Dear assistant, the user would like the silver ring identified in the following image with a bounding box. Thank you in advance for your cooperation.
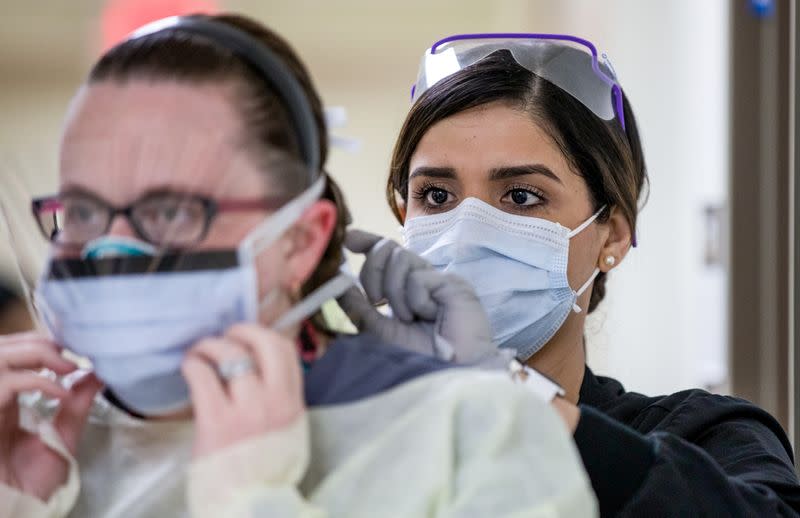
[216,357,256,382]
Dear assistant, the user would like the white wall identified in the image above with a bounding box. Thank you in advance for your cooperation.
[554,0,731,394]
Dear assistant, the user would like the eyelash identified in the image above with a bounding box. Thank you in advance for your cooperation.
[502,184,547,210]
[410,182,548,212]
[411,182,453,207]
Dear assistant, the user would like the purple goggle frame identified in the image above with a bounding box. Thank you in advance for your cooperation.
[411,32,626,131]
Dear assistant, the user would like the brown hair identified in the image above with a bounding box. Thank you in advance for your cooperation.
[89,13,350,325]
[388,50,648,312]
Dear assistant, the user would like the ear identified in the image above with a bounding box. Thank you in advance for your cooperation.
[597,206,632,273]
[394,190,407,223]
[283,199,337,293]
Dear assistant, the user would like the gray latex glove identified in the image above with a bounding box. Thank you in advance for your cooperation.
[337,228,498,364]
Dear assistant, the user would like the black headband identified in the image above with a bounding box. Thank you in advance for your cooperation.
[128,16,321,180]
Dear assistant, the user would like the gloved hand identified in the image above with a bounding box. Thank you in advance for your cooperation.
[337,229,497,363]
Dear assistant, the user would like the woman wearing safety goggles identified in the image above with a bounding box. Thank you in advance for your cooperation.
[0,21,597,517]
[367,34,800,516]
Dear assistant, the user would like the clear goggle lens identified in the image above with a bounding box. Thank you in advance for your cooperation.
[411,33,625,130]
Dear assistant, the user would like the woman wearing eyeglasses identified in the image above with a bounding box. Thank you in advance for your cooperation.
[362,34,800,516]
[0,21,596,517]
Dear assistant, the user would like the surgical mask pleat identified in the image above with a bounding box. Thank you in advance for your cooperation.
[403,198,604,360]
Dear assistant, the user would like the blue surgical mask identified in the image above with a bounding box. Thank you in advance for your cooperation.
[402,197,603,361]
[34,176,354,416]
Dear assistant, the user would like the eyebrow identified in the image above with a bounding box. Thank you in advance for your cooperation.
[59,184,102,199]
[409,164,563,185]
[408,166,457,180]
[489,164,563,184]
[58,183,214,201]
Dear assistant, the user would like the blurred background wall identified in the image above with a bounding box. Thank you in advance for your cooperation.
[0,1,752,404]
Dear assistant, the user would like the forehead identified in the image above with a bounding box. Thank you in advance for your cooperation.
[59,81,267,202]
[410,101,576,178]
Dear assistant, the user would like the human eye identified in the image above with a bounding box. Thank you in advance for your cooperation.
[63,198,99,224]
[134,194,206,244]
[411,182,455,211]
[501,185,546,209]
[139,196,198,224]
[46,193,109,245]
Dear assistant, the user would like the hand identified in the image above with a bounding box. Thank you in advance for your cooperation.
[337,229,494,363]
[182,323,305,459]
[0,332,102,501]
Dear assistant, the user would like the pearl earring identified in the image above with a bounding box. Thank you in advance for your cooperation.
[604,256,616,267]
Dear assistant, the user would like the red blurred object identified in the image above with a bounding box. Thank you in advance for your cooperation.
[101,0,219,51]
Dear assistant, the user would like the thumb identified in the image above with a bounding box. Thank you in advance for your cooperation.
[53,373,103,454]
[344,228,385,254]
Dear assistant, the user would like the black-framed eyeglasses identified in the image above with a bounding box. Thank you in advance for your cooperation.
[31,190,287,248]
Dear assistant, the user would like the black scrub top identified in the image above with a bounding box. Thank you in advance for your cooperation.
[576,366,800,517]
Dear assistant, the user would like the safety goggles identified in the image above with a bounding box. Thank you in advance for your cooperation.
[410,33,626,130]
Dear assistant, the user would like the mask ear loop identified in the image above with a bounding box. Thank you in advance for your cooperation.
[237,175,352,330]
[566,205,606,239]
[238,175,327,264]
[566,205,606,313]
[572,268,600,313]
[272,263,356,331]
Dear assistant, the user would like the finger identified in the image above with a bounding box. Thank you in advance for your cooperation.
[426,272,480,308]
[384,246,415,322]
[188,337,261,402]
[337,286,389,331]
[181,354,227,418]
[344,229,384,254]
[358,238,395,303]
[54,373,103,454]
[0,342,76,374]
[226,324,301,398]
[0,331,59,349]
[406,270,445,320]
[0,371,69,407]
[337,287,414,348]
